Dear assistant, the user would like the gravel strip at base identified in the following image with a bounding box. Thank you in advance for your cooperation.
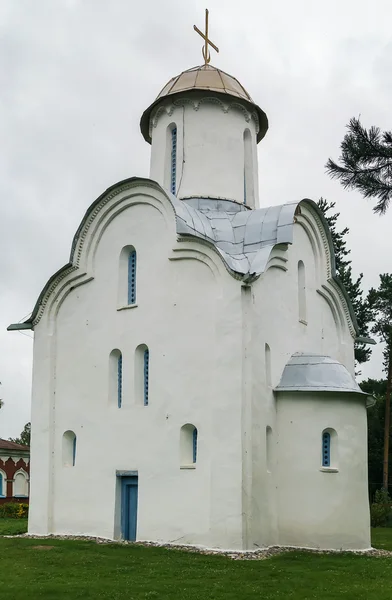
[3,534,392,559]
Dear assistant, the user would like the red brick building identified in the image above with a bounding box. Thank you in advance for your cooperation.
[0,439,30,504]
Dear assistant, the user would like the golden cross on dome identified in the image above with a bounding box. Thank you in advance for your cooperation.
[193,8,219,65]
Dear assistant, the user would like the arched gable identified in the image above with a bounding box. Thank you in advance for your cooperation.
[8,179,177,330]
[294,200,358,339]
[7,183,358,339]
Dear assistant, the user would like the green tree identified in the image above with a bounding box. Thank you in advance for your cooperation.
[9,422,30,446]
[360,378,388,498]
[326,117,392,214]
[317,198,372,364]
[367,274,392,490]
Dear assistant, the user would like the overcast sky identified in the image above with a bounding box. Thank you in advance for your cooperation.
[1,0,392,437]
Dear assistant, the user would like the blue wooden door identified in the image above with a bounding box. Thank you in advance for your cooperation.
[121,476,138,541]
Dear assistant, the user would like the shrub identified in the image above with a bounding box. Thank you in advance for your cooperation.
[370,489,392,527]
[0,502,29,519]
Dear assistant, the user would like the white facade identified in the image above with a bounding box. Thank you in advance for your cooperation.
[149,95,260,207]
[10,64,371,550]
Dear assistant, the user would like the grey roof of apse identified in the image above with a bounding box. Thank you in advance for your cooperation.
[172,196,299,277]
[275,353,370,397]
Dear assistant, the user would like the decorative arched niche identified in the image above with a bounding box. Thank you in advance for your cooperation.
[62,430,77,467]
[265,343,272,387]
[180,424,198,468]
[243,128,254,206]
[298,260,307,324]
[109,349,123,408]
[13,469,29,497]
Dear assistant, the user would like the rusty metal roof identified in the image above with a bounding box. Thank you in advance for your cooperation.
[0,439,30,452]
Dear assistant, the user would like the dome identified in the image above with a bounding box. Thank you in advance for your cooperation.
[275,353,373,404]
[156,64,254,103]
[140,65,268,144]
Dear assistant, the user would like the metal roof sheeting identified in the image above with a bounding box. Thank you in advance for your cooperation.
[275,353,371,401]
[154,65,254,103]
[6,178,359,335]
[174,197,298,277]
[140,65,269,144]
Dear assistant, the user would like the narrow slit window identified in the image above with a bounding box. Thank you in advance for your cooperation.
[171,127,177,195]
[0,472,4,496]
[143,348,149,406]
[180,424,197,467]
[243,169,247,205]
[193,428,198,463]
[243,129,254,206]
[298,260,307,322]
[135,344,149,406]
[118,353,123,408]
[322,431,330,467]
[266,426,272,473]
[72,436,77,466]
[265,343,271,387]
[128,250,137,305]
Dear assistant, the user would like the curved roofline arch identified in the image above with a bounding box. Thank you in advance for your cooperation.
[7,182,360,338]
[8,177,176,331]
[298,199,359,335]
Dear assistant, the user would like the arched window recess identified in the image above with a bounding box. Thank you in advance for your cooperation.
[180,424,198,468]
[321,428,338,471]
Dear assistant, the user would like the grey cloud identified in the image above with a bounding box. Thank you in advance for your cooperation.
[1,0,392,435]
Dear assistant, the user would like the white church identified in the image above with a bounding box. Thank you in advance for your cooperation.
[9,15,373,551]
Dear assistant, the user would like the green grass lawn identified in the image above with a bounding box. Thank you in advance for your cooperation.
[0,524,391,599]
[0,518,28,535]
[370,527,392,550]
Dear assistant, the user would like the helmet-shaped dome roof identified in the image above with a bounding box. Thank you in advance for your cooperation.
[275,353,372,402]
[140,64,268,144]
[156,64,254,103]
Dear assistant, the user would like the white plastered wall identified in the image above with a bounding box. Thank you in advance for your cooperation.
[149,96,259,208]
[28,185,246,549]
[248,204,367,549]
[275,393,370,550]
[27,188,370,551]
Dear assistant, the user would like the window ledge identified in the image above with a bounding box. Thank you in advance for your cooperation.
[117,304,138,312]
[319,467,339,473]
[180,465,196,470]
[299,319,308,326]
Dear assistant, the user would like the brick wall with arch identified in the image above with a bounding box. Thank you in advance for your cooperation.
[0,439,30,505]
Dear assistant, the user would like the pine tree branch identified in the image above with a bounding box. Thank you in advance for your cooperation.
[326,118,392,214]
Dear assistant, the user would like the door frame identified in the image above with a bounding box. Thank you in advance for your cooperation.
[116,470,138,542]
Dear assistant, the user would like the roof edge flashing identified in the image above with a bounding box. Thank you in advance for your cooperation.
[140,88,268,144]
[274,386,374,407]
[7,322,33,331]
